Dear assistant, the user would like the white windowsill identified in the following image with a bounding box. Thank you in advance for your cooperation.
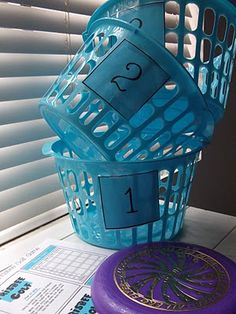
[0,206,236,272]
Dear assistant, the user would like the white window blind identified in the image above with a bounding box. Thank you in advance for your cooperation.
[0,0,105,244]
[0,0,197,245]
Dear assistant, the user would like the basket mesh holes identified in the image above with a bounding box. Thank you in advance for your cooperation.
[79,99,104,125]
[94,34,118,57]
[160,170,170,184]
[164,100,188,122]
[210,71,220,99]
[165,32,178,56]
[89,186,95,196]
[129,103,155,128]
[58,168,67,187]
[67,170,77,192]
[165,81,177,90]
[153,84,178,108]
[78,63,90,76]
[224,52,231,76]
[184,34,196,60]
[185,3,199,32]
[104,125,130,150]
[217,16,227,42]
[47,91,57,105]
[79,172,85,187]
[87,59,96,71]
[172,167,183,191]
[213,45,223,70]
[71,56,86,74]
[198,66,209,94]
[150,141,161,153]
[203,8,215,36]
[200,39,212,64]
[172,112,195,134]
[85,199,90,209]
[219,78,228,104]
[141,118,164,141]
[117,137,141,160]
[136,151,148,160]
[62,82,76,101]
[165,1,180,29]
[227,25,235,50]
[174,146,184,156]
[168,193,179,214]
[73,196,83,215]
[68,92,90,113]
[184,62,195,78]
[185,147,192,154]
[59,79,68,91]
[93,112,118,137]
[62,148,72,158]
[163,144,174,156]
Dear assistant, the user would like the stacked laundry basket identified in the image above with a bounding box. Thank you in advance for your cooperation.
[40,0,236,249]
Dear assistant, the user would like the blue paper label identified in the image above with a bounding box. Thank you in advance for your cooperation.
[99,171,160,229]
[84,39,169,120]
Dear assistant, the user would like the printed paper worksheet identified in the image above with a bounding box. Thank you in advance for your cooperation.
[0,240,112,314]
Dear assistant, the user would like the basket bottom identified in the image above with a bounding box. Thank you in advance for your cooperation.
[69,208,186,250]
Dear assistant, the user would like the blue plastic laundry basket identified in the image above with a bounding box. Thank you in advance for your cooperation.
[40,18,213,162]
[43,139,201,249]
[83,0,166,44]
[84,0,236,122]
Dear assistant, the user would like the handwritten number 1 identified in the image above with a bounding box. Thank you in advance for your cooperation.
[125,187,138,214]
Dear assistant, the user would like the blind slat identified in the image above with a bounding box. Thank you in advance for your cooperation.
[0,75,85,101]
[0,119,54,148]
[0,76,57,101]
[0,157,56,192]
[0,174,61,212]
[0,3,89,35]
[7,0,105,16]
[0,29,82,54]
[0,98,41,125]
[0,54,69,77]
[0,191,65,231]
[0,137,57,171]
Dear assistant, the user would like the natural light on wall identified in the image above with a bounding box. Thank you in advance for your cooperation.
[0,0,199,245]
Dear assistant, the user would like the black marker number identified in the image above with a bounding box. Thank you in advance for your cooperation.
[111,62,142,92]
[130,18,143,29]
[125,187,138,214]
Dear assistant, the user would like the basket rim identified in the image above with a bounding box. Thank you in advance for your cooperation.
[84,0,236,40]
[43,138,207,166]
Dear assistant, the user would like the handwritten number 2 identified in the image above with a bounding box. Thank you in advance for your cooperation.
[130,18,143,29]
[125,187,138,214]
[111,63,142,92]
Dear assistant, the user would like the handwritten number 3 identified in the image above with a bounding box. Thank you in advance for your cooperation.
[111,63,142,92]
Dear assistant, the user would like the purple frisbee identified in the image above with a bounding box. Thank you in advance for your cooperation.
[91,242,236,314]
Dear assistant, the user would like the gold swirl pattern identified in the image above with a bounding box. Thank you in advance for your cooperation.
[114,245,230,311]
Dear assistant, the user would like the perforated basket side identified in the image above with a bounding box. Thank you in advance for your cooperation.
[45,140,201,249]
